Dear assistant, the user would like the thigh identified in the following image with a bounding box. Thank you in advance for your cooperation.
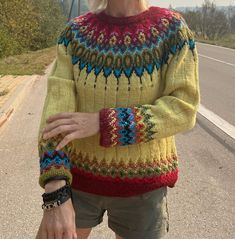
[107,186,169,239]
[71,189,106,228]
[76,228,93,239]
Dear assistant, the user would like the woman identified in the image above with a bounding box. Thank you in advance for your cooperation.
[36,0,200,238]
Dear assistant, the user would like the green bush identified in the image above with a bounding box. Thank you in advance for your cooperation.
[0,0,66,58]
[0,27,24,58]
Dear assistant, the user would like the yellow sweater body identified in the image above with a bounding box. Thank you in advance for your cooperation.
[38,6,200,196]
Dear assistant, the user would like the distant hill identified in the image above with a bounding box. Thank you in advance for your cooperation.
[175,6,234,13]
[175,7,197,12]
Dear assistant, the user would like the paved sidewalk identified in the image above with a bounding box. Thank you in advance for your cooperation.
[0,74,38,128]
[0,75,26,107]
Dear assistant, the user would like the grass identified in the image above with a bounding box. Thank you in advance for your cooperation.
[196,34,235,49]
[0,46,56,76]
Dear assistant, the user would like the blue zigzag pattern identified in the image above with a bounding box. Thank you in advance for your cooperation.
[40,150,71,173]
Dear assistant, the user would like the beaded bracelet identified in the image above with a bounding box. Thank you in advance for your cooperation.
[41,182,74,211]
[42,199,62,211]
[41,190,72,211]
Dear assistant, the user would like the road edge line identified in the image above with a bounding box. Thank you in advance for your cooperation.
[198,104,235,140]
[198,54,235,67]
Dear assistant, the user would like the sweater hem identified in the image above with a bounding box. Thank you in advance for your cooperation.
[71,166,178,197]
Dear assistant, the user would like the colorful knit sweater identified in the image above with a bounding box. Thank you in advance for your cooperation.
[37,6,200,197]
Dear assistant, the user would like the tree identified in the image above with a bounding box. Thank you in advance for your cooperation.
[0,0,66,57]
[227,4,235,33]
[0,0,40,51]
[182,0,230,40]
[32,0,67,50]
[168,4,173,10]
[231,14,235,33]
[202,0,230,39]
[183,10,202,35]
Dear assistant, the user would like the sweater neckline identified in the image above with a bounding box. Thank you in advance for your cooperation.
[96,6,155,25]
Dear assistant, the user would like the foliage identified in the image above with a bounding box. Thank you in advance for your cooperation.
[227,5,235,33]
[181,0,235,40]
[0,0,66,58]
[0,26,24,58]
[32,0,67,50]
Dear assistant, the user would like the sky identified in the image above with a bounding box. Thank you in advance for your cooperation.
[149,0,234,7]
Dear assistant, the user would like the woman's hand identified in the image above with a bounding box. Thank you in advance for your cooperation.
[41,112,100,151]
[36,180,77,239]
[38,198,77,239]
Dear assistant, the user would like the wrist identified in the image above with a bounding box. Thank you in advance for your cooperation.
[45,179,66,193]
[42,182,73,211]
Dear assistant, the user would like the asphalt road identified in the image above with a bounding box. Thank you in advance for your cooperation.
[0,44,234,239]
[197,43,235,126]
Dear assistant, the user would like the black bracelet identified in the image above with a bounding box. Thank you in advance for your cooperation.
[42,181,72,203]
[41,186,73,210]
[42,195,71,211]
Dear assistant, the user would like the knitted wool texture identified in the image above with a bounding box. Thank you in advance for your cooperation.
[38,6,200,196]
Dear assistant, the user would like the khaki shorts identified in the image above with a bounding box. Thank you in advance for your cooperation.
[71,186,170,239]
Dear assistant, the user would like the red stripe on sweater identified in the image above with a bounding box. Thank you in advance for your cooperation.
[71,166,178,197]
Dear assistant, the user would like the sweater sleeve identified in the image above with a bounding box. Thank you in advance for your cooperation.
[99,17,200,147]
[37,22,77,189]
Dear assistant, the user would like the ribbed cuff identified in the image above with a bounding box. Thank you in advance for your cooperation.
[39,150,72,189]
[99,108,116,147]
[43,175,69,185]
[99,107,140,147]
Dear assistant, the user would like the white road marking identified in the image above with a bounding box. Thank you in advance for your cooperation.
[198,104,235,140]
[198,54,235,67]
[197,42,235,52]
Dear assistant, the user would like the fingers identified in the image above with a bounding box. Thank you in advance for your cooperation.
[63,230,78,239]
[39,202,77,239]
[72,224,78,239]
[54,229,63,239]
[56,132,78,151]
[47,229,55,239]
[63,232,73,239]
[46,112,75,123]
[43,118,74,134]
[43,124,77,140]
[73,232,78,239]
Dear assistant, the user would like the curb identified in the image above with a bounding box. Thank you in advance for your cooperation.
[0,75,39,129]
